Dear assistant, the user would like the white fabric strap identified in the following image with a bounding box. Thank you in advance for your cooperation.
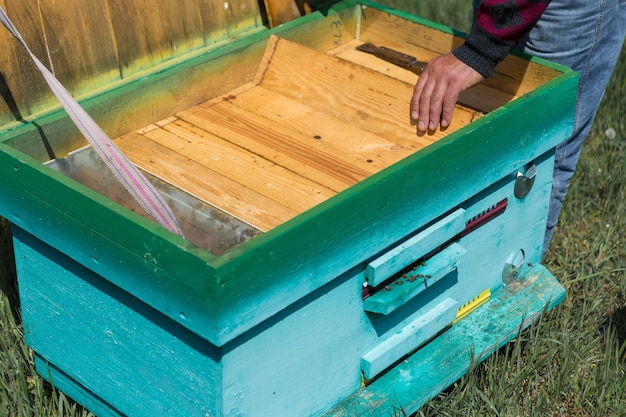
[0,7,184,237]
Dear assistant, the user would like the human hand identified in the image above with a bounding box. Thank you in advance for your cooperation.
[411,52,483,132]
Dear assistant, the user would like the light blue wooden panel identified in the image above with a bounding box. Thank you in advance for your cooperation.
[364,243,466,314]
[326,264,565,416]
[361,296,458,379]
[13,227,223,417]
[33,356,122,417]
[14,223,379,417]
[364,209,466,287]
[219,272,374,417]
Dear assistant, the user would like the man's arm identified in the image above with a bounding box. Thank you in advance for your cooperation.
[411,0,551,132]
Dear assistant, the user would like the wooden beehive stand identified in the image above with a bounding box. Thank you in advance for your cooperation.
[113,35,491,232]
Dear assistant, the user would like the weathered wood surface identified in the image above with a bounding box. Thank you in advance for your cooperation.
[263,0,301,27]
[114,36,490,231]
[0,0,263,126]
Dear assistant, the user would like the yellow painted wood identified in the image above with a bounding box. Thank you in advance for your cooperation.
[454,288,491,323]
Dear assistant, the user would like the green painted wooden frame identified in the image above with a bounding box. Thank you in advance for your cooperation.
[0,0,579,347]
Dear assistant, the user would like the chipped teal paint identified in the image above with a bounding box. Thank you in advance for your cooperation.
[327,264,565,416]
[0,1,577,416]
[14,225,368,416]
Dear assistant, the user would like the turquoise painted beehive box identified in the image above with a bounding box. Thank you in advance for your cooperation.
[0,0,576,415]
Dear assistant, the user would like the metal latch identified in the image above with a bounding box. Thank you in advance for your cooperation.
[514,163,537,199]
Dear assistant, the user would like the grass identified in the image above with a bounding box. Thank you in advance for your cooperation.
[1,1,625,416]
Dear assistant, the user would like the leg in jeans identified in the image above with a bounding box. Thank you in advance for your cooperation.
[517,0,626,256]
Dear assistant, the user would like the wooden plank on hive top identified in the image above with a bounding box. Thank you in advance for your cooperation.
[356,8,560,98]
[330,39,513,114]
[211,86,417,169]
[257,36,480,147]
[114,132,299,231]
[180,101,376,189]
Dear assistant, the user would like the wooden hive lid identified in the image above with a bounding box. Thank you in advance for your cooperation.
[0,0,311,127]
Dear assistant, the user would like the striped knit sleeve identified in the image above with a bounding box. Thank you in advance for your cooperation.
[452,0,551,78]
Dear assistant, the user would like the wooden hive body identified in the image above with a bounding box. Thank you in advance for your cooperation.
[0,1,577,415]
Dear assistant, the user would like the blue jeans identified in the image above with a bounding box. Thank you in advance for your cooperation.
[518,0,626,256]
[473,0,626,256]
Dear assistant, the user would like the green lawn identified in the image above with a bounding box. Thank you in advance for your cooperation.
[1,1,625,415]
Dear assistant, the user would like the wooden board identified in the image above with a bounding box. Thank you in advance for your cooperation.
[330,39,514,113]
[114,35,487,231]
[0,0,263,127]
[0,0,52,119]
[355,7,562,97]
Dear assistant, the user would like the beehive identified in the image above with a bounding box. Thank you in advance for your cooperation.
[0,1,576,415]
